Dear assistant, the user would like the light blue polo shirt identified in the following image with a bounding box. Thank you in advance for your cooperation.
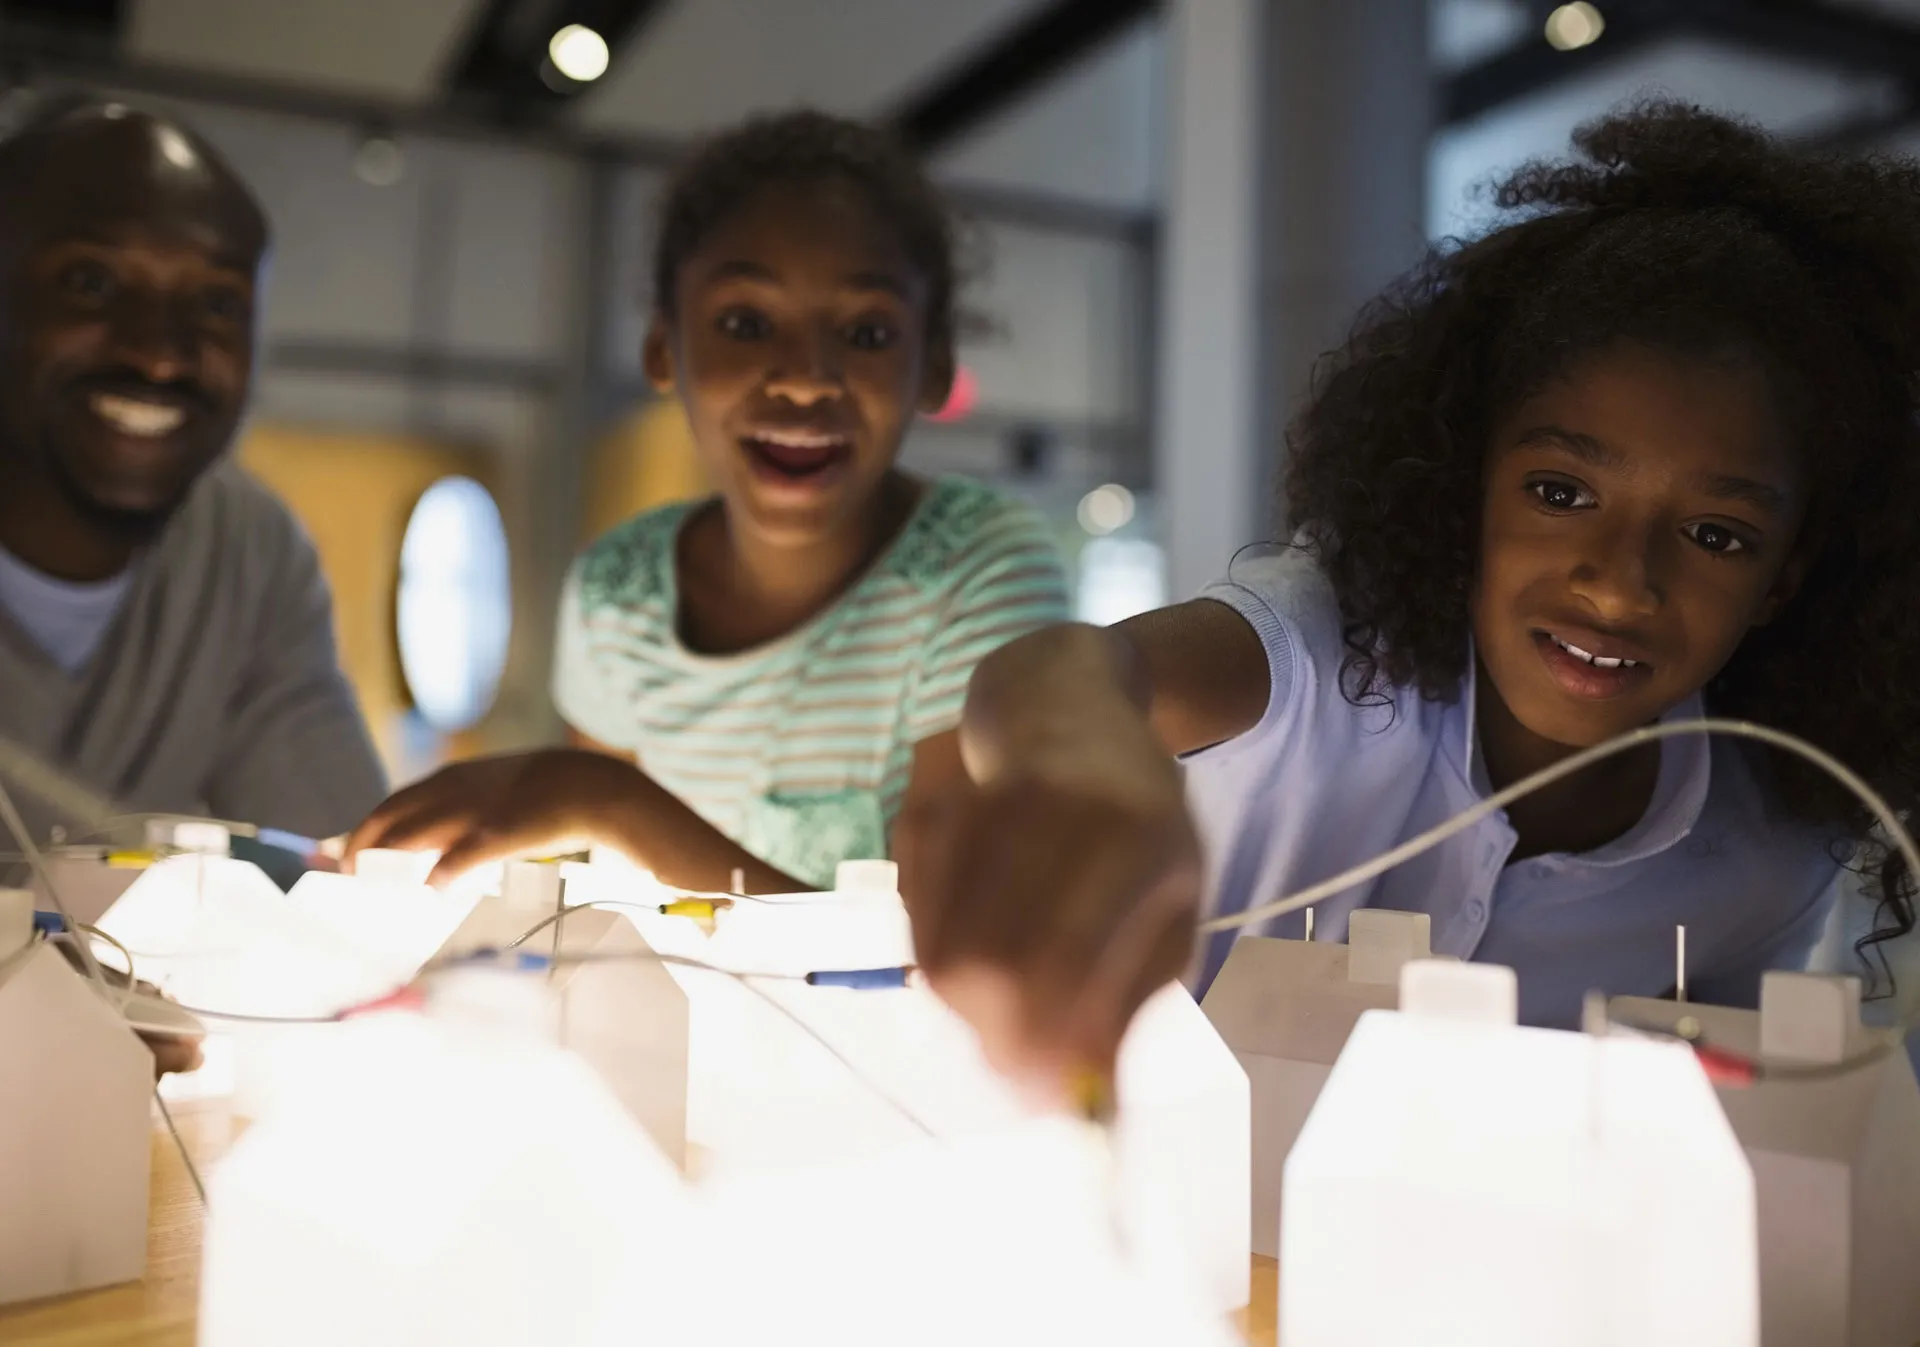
[1185,544,1842,1029]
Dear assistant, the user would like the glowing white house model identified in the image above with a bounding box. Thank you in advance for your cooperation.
[199,972,1242,1347]
[434,861,690,1168]
[1200,908,1430,1258]
[1609,971,1920,1347]
[0,887,152,1307]
[1283,959,1759,1347]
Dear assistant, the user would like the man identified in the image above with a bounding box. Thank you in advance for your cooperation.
[0,96,385,860]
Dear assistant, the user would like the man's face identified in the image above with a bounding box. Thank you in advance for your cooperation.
[0,116,266,525]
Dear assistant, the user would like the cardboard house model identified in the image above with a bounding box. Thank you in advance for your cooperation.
[571,853,1250,1316]
[1285,960,1759,1347]
[1199,909,1432,1258]
[0,887,153,1306]
[434,861,691,1171]
[1610,972,1920,1347]
[32,818,235,925]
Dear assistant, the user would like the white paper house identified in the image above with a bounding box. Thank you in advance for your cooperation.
[199,976,703,1347]
[1199,909,1430,1259]
[434,866,690,1171]
[1284,960,1759,1347]
[1609,972,1920,1347]
[579,855,1250,1314]
[200,977,1245,1347]
[0,889,153,1307]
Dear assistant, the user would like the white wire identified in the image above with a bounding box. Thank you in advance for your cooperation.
[1203,718,1920,939]
[0,768,109,990]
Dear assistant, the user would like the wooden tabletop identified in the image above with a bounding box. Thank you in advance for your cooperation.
[0,1105,1278,1345]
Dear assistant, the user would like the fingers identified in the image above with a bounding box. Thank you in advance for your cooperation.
[424,824,589,889]
[913,781,1202,1103]
[343,775,448,862]
[139,1031,204,1079]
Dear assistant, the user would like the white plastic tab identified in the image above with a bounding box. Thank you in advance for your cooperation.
[834,860,900,895]
[0,889,31,963]
[1346,910,1432,986]
[355,848,437,887]
[169,822,231,856]
[500,860,564,911]
[1758,971,1860,1064]
[1400,959,1518,1026]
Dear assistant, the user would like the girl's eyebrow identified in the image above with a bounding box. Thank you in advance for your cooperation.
[1514,425,1626,471]
[1696,472,1789,515]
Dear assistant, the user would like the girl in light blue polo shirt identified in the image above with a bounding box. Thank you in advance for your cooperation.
[902,102,1920,1064]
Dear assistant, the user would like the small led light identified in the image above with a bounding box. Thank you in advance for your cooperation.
[1076,484,1136,536]
[1545,2,1605,51]
[549,24,611,82]
[154,126,199,171]
[353,134,405,187]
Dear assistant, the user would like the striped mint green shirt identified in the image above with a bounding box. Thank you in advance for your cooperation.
[552,475,1070,889]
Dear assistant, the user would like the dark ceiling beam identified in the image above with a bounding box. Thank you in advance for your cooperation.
[0,0,124,62]
[442,0,666,122]
[0,38,1152,244]
[891,0,1158,153]
[1443,7,1682,125]
[1445,0,1920,131]
[1689,0,1920,82]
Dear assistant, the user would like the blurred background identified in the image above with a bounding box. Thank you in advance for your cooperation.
[0,0,1910,783]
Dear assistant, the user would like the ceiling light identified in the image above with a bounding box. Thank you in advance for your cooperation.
[548,24,611,83]
[352,134,405,188]
[1544,2,1605,52]
[1077,484,1136,536]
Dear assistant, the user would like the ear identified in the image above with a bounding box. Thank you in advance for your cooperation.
[1753,548,1809,627]
[916,336,957,416]
[642,316,677,395]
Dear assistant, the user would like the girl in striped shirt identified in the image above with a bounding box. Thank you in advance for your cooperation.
[350,111,1068,892]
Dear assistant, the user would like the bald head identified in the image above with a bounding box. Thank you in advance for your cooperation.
[0,98,269,574]
[0,99,268,257]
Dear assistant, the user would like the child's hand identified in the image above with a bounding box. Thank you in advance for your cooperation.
[139,1026,203,1079]
[895,728,1202,1104]
[346,748,652,887]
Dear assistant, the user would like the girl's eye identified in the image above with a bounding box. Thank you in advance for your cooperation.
[58,259,115,302]
[1528,479,1594,511]
[1684,521,1748,555]
[717,308,769,341]
[846,321,897,352]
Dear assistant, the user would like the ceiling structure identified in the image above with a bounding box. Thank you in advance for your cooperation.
[7,0,1920,230]
[0,0,1164,221]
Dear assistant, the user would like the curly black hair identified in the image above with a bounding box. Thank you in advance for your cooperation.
[651,109,959,355]
[1284,100,1920,969]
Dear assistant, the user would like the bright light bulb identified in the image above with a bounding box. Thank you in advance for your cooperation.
[353,135,405,187]
[1077,484,1136,536]
[1545,2,1605,51]
[548,24,611,82]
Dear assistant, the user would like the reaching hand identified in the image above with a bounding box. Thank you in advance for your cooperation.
[894,730,1202,1106]
[345,748,655,887]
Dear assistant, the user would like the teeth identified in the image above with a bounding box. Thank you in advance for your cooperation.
[756,428,844,449]
[91,392,185,437]
[1550,635,1638,669]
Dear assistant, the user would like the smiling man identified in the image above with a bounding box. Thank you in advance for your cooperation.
[0,96,384,850]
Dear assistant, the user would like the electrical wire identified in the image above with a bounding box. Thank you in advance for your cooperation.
[160,922,939,1136]
[0,761,215,1208]
[152,1088,207,1206]
[50,922,137,987]
[1193,716,1920,1083]
[0,767,108,989]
